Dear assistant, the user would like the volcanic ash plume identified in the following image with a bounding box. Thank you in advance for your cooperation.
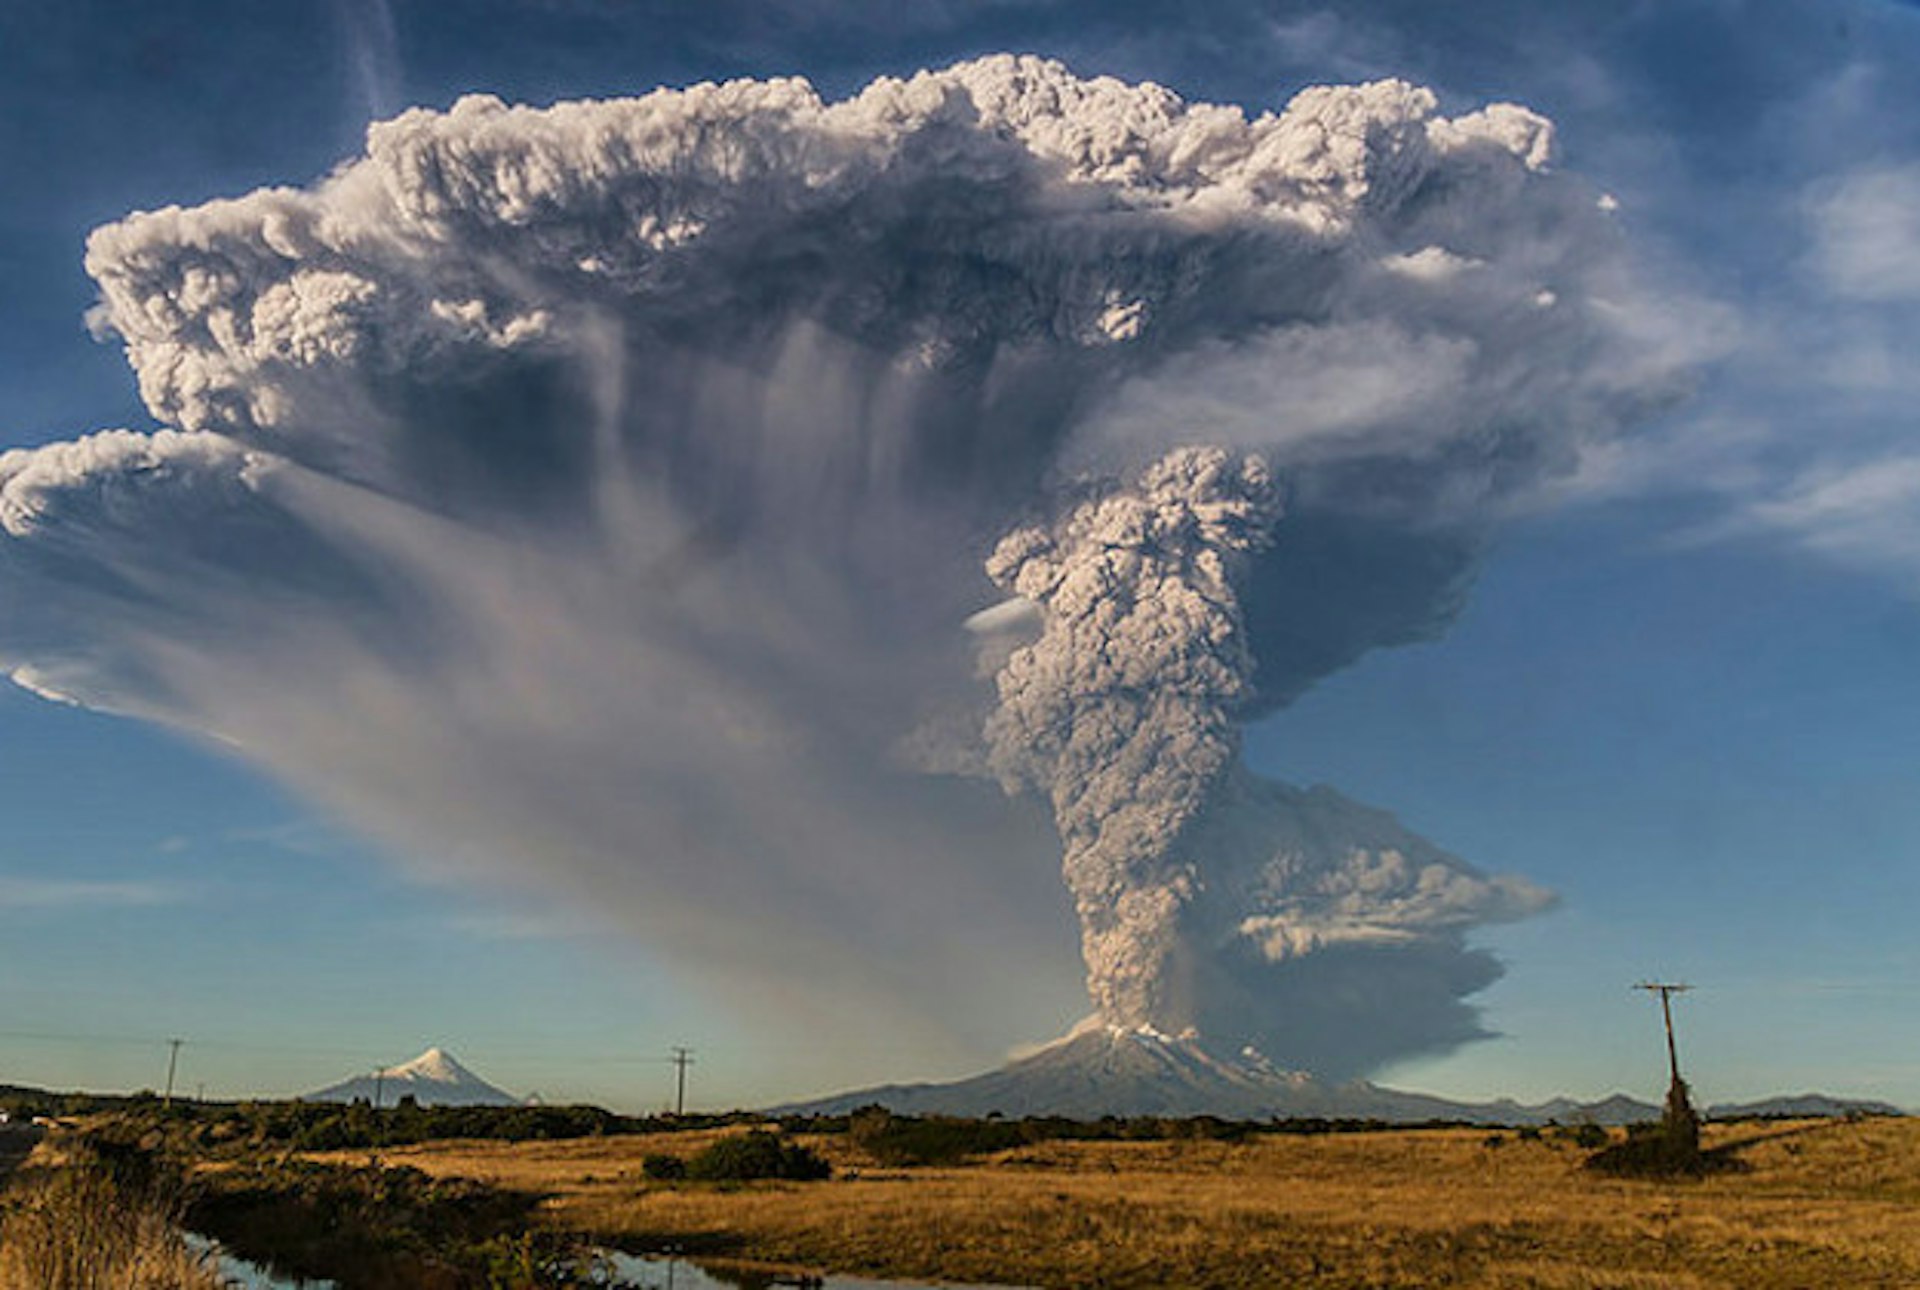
[979,449,1550,1071]
[984,447,1280,1031]
[0,57,1693,1070]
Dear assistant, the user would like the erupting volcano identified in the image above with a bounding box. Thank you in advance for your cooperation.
[0,57,1690,1090]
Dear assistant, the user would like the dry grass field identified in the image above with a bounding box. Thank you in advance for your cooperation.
[0,1140,224,1290]
[307,1116,1920,1288]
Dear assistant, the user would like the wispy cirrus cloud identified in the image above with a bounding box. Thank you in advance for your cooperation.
[1809,162,1920,303]
[1728,457,1920,588]
[1524,142,1920,589]
[0,877,186,910]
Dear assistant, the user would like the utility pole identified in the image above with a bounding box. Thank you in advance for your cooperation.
[162,1038,185,1109]
[1634,982,1691,1086]
[669,1047,695,1116]
[1634,981,1702,1162]
[373,1067,385,1111]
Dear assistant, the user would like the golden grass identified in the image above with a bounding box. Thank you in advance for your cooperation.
[306,1118,1920,1289]
[0,1144,224,1290]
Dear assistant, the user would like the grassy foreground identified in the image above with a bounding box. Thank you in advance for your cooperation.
[0,1141,223,1290]
[306,1116,1920,1288]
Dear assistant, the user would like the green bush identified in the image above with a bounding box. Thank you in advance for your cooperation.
[187,1158,560,1285]
[848,1108,1025,1166]
[1587,1078,1708,1177]
[640,1153,687,1181]
[1567,1122,1609,1150]
[685,1131,829,1182]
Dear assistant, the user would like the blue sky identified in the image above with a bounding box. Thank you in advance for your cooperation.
[2,0,1918,1112]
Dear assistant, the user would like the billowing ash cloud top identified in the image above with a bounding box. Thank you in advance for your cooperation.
[1,57,1686,1074]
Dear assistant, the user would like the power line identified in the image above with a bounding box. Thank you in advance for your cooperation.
[0,1025,937,1064]
[0,1028,172,1050]
[0,1027,688,1064]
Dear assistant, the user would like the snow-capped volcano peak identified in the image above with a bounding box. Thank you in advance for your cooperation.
[772,1025,1662,1123]
[383,1047,466,1081]
[308,1046,519,1107]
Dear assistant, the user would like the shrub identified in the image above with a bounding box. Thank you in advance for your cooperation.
[685,1131,830,1182]
[187,1157,558,1285]
[1587,1078,1708,1178]
[1568,1122,1609,1150]
[640,1153,687,1181]
[848,1109,1025,1167]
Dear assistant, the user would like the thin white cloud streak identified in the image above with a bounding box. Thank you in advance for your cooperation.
[0,878,185,910]
[333,0,405,125]
[1809,162,1920,302]
[1538,404,1920,591]
[1720,457,1920,589]
[1522,149,1920,586]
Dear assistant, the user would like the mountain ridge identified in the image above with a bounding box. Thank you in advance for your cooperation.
[771,1027,1900,1125]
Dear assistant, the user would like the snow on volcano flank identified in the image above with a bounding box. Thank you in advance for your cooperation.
[308,1047,520,1107]
[0,56,1694,1078]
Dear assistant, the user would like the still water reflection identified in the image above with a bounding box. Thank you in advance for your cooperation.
[185,1233,335,1288]
[186,1234,1024,1290]
[598,1250,1027,1288]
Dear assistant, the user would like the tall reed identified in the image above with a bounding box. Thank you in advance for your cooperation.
[0,1148,223,1290]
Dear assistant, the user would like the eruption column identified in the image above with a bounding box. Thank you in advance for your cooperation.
[986,448,1280,1034]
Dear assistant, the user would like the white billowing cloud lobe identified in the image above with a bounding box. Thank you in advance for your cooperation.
[2,58,1688,1075]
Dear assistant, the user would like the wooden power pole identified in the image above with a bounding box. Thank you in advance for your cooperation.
[670,1047,695,1116]
[162,1038,185,1109]
[1634,982,1691,1086]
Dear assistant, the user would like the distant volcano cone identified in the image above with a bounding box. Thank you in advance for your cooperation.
[773,1025,1667,1125]
[307,1047,519,1107]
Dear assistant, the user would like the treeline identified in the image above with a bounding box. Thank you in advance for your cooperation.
[8,1083,1617,1160]
[0,1083,143,1120]
[775,1106,1508,1164]
[212,1100,669,1151]
[66,1096,754,1154]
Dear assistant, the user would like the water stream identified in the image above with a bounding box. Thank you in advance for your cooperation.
[186,1234,1025,1290]
[184,1233,335,1289]
[596,1250,1026,1288]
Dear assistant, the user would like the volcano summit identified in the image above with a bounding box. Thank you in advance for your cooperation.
[307,1048,519,1108]
[775,1023,1668,1125]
